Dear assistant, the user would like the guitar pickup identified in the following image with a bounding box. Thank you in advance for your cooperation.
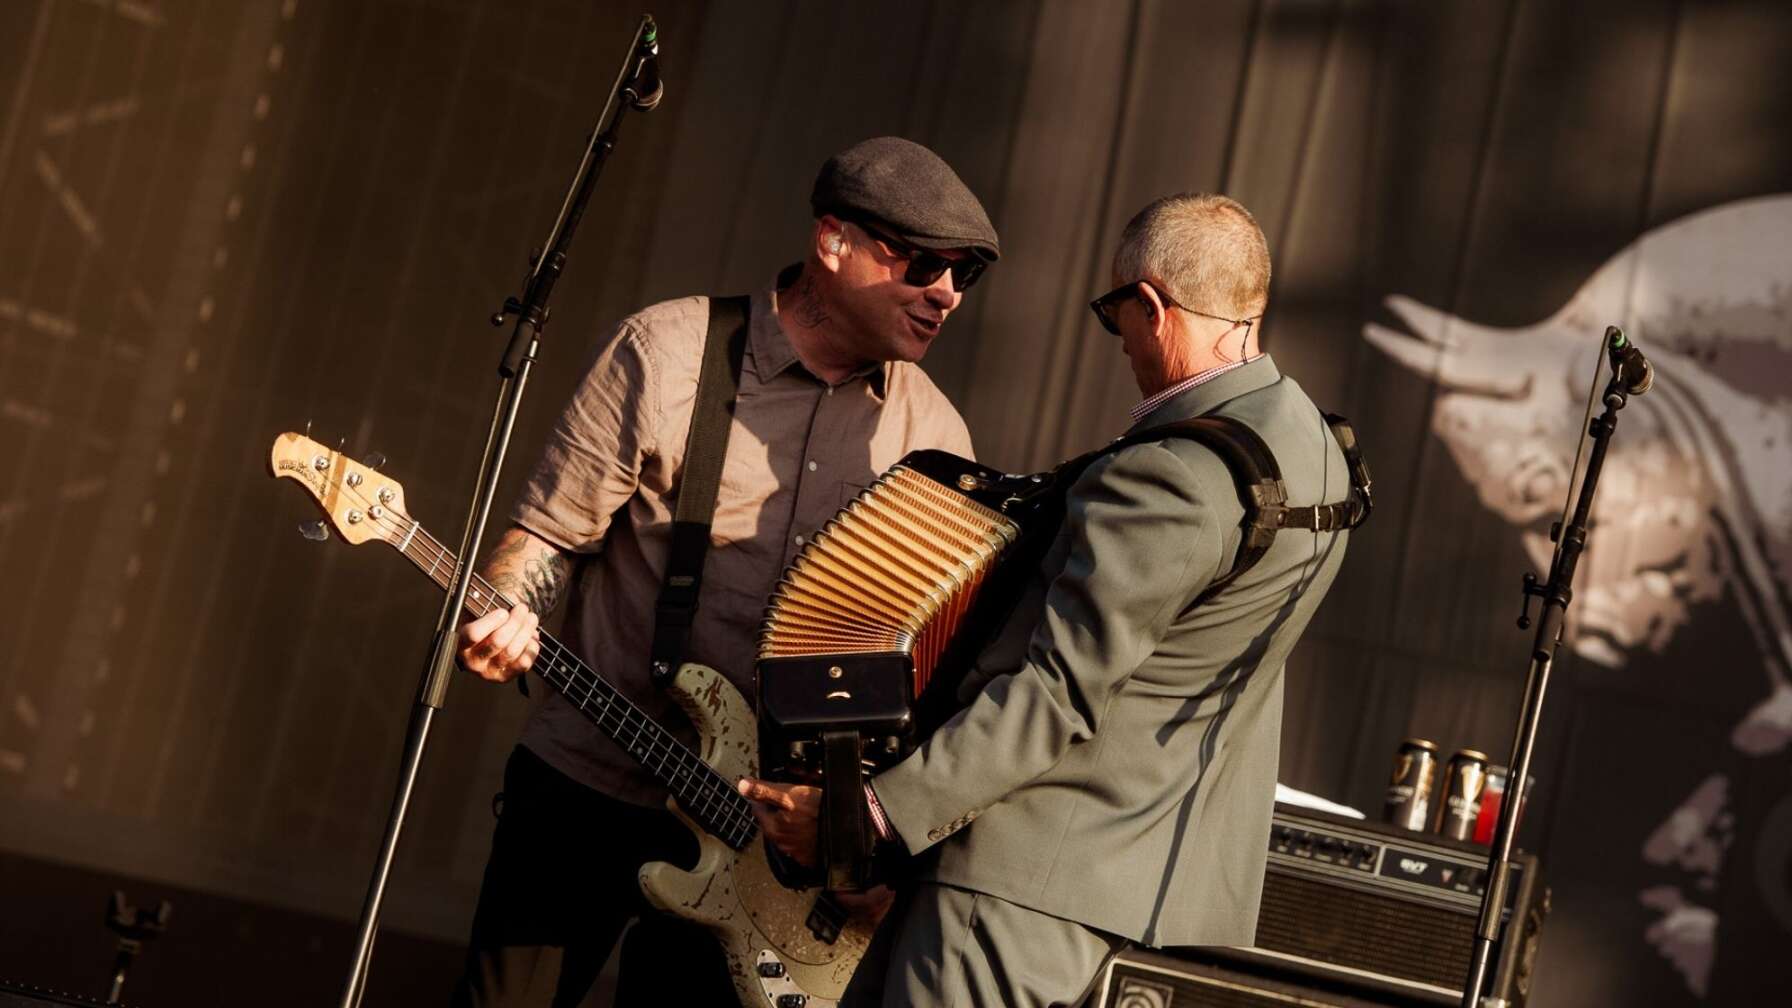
[805,893,847,945]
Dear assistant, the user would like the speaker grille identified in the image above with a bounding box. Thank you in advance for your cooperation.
[1254,871,1471,990]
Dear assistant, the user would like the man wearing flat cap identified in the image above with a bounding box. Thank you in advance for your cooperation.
[448,137,999,1007]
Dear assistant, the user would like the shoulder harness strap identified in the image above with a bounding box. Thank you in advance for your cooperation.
[1097,412,1373,602]
[649,294,750,685]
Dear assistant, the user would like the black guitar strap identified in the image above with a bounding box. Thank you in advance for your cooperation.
[1089,412,1373,605]
[649,295,750,686]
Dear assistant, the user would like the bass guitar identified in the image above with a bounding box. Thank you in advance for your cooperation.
[270,432,871,1008]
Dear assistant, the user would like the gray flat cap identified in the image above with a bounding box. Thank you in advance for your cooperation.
[811,137,1000,262]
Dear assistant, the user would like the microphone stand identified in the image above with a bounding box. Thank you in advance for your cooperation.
[1459,336,1643,1007]
[336,16,662,1007]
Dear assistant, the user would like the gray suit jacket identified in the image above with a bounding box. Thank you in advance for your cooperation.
[872,355,1350,947]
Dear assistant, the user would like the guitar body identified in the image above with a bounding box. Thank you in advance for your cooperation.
[638,662,874,1007]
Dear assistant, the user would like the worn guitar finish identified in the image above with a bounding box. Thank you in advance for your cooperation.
[645,663,873,1005]
[269,432,872,1008]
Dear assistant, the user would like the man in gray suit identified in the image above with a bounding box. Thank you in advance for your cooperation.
[743,193,1353,1006]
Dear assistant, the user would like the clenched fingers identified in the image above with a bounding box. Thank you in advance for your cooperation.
[737,777,822,866]
[738,778,798,811]
[457,603,538,682]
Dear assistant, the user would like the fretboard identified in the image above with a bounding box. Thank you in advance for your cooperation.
[393,517,757,850]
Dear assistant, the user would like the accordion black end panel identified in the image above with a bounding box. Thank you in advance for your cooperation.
[755,449,1067,889]
[757,652,916,775]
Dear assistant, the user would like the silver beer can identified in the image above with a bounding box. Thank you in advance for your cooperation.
[1434,748,1490,841]
[1384,738,1439,831]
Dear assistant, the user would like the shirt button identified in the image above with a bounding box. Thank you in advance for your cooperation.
[794,535,806,546]
[826,386,834,397]
[807,460,818,472]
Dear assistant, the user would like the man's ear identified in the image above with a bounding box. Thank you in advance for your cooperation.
[815,215,848,272]
[1140,283,1171,340]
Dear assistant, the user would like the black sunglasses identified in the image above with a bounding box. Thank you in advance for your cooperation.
[854,220,987,293]
[1089,280,1254,336]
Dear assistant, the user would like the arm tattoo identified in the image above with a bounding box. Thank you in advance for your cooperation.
[484,531,573,615]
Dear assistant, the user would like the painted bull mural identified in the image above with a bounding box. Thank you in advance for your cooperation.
[1364,194,1792,998]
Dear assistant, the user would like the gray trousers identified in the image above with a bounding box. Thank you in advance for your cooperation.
[841,883,1127,1008]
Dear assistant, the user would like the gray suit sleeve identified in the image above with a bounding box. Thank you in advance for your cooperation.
[873,441,1228,851]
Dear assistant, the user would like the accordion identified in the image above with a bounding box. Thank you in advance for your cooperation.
[755,450,1065,887]
[753,416,1371,888]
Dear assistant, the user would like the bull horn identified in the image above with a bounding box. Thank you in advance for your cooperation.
[1365,295,1513,382]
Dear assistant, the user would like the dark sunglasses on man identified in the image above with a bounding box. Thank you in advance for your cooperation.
[1089,280,1254,337]
[853,219,988,293]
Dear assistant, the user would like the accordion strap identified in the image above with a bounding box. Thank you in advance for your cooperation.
[1095,411,1372,604]
[650,295,750,685]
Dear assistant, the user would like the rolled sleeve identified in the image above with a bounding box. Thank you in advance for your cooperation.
[873,442,1226,852]
[511,321,659,553]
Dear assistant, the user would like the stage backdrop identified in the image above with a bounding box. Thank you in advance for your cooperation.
[1,1,1788,1004]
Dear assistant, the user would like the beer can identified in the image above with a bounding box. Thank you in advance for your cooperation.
[1434,748,1490,841]
[1383,738,1439,831]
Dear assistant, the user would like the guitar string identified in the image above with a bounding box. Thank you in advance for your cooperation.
[300,467,759,847]
[393,512,761,849]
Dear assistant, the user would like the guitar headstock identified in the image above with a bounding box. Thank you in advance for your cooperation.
[269,432,411,547]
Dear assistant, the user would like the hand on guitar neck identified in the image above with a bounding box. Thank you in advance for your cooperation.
[455,525,569,682]
[458,603,540,682]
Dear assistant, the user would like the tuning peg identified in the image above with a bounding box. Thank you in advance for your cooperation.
[298,520,330,541]
[363,451,386,470]
[304,418,313,438]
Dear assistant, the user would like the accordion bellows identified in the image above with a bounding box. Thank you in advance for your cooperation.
[759,464,1023,696]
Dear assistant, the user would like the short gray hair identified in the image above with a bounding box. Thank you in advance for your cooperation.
[1112,193,1270,320]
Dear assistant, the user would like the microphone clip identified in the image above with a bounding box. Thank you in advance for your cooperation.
[623,18,663,111]
[1604,325,1653,401]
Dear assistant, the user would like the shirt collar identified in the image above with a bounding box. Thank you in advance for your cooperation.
[1127,354,1282,432]
[753,264,888,399]
[1128,356,1256,423]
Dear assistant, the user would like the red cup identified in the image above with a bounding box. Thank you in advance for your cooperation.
[1472,766,1532,844]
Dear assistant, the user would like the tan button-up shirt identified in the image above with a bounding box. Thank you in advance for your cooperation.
[513,279,975,804]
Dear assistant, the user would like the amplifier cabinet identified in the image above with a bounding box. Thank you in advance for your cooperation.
[1098,804,1550,1007]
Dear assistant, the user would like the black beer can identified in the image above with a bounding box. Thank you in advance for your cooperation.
[1383,738,1439,831]
[1434,748,1490,841]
